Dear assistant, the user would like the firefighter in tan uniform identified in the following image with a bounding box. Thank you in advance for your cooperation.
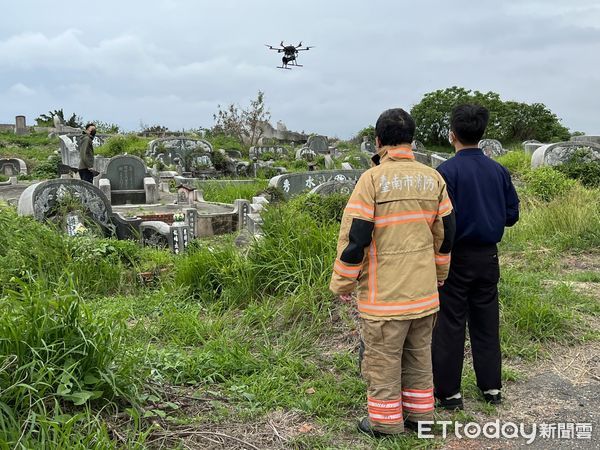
[330,108,456,436]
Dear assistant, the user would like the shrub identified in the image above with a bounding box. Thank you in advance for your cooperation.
[31,153,61,179]
[523,167,576,202]
[0,278,136,444]
[199,180,268,203]
[555,149,600,188]
[290,193,350,223]
[96,135,149,158]
[496,151,531,177]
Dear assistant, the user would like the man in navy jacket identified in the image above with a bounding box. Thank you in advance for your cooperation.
[432,104,519,410]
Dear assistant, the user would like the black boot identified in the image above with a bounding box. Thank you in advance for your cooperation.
[357,417,399,437]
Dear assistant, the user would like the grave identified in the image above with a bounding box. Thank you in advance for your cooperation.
[18,179,116,235]
[98,155,158,205]
[140,221,190,254]
[524,142,544,156]
[249,146,287,159]
[360,137,375,154]
[307,135,329,154]
[309,179,356,196]
[177,184,196,206]
[324,155,335,170]
[59,133,107,171]
[531,142,600,168]
[146,137,213,172]
[411,140,426,153]
[15,115,28,135]
[269,170,365,199]
[431,154,449,169]
[0,158,27,176]
[570,135,600,146]
[478,139,506,158]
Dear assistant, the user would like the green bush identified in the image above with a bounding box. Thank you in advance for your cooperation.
[0,278,137,445]
[523,167,576,202]
[290,193,350,223]
[555,149,600,188]
[30,153,61,179]
[95,135,149,158]
[496,150,531,177]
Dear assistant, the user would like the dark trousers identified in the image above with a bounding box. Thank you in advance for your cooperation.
[432,243,502,398]
[78,169,94,183]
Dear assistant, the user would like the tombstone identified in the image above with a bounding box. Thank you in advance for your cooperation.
[140,221,190,254]
[15,115,27,135]
[522,139,541,147]
[413,152,430,166]
[430,154,449,169]
[411,140,426,153]
[360,137,375,154]
[98,155,158,205]
[478,139,506,158]
[341,162,354,170]
[309,179,356,196]
[524,142,544,156]
[570,135,600,146]
[324,155,335,170]
[296,147,317,161]
[17,179,115,235]
[531,142,600,168]
[329,146,341,158]
[269,170,365,199]
[177,184,196,206]
[225,149,243,159]
[307,135,329,154]
[0,158,27,176]
[59,133,106,170]
[146,138,213,172]
[183,208,198,238]
[249,146,286,159]
[233,199,251,231]
[65,212,85,237]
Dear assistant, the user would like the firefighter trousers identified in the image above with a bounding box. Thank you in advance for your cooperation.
[360,314,435,434]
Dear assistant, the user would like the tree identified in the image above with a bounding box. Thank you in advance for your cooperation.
[357,126,375,141]
[212,91,271,147]
[36,109,83,128]
[410,87,570,146]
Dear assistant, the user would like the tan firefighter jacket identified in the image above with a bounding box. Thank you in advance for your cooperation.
[330,145,453,320]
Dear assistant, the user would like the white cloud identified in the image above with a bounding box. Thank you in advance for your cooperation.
[7,83,35,96]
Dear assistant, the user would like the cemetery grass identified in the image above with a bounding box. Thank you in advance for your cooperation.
[0,131,58,172]
[1,183,599,448]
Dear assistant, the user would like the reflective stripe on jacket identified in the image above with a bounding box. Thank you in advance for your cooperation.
[329,145,453,320]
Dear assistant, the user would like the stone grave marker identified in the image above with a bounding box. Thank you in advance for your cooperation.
[0,158,27,176]
[15,115,27,135]
[269,170,364,199]
[99,155,156,205]
[309,179,356,196]
[18,179,115,235]
[307,135,329,154]
[570,135,600,145]
[324,154,335,170]
[531,141,600,168]
[361,137,375,154]
[249,146,286,159]
[146,137,213,172]
[411,140,426,153]
[478,139,506,158]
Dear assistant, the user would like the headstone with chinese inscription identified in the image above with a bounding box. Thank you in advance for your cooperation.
[98,155,157,205]
[309,179,356,196]
[0,158,27,176]
[15,115,28,135]
[307,135,329,154]
[269,170,365,199]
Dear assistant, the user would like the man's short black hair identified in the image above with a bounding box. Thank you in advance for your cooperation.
[375,108,415,146]
[450,104,489,145]
[85,123,96,130]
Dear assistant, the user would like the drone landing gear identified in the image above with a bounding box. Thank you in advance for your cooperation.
[277,66,292,70]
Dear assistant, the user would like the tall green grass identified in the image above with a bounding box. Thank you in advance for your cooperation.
[0,278,139,446]
[503,186,600,251]
[198,180,268,203]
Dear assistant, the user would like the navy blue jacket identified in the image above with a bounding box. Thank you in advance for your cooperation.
[437,148,519,246]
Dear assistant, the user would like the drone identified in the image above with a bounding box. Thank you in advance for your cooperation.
[265,41,314,69]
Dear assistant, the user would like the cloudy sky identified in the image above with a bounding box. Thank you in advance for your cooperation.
[1,0,599,138]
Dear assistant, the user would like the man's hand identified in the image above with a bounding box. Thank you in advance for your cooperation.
[339,293,353,303]
[437,280,445,287]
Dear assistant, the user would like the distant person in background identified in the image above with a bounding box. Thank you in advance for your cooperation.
[432,104,520,410]
[78,123,96,183]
